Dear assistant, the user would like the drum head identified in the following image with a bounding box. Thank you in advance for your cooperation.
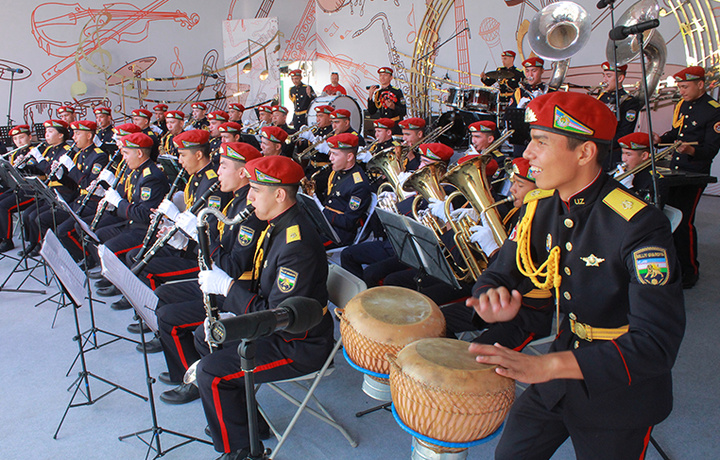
[308,95,364,136]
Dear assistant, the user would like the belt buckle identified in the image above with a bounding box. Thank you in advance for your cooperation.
[574,322,589,341]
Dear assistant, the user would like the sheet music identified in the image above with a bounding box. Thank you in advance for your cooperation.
[54,189,100,243]
[98,245,159,332]
[40,230,87,307]
[296,193,341,244]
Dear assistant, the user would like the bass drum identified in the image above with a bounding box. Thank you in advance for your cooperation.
[308,95,364,136]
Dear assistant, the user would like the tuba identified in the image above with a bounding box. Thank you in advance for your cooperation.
[528,1,592,90]
[366,145,413,201]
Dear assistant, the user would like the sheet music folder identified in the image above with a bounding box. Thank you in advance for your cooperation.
[376,209,461,290]
[296,193,341,245]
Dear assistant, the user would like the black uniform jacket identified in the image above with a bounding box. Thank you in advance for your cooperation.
[659,93,720,173]
[472,173,685,428]
[67,145,108,191]
[598,89,640,149]
[289,83,316,116]
[115,159,170,227]
[321,163,372,245]
[223,203,331,342]
[367,85,407,122]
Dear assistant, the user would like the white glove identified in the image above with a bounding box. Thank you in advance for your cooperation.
[93,134,103,147]
[619,173,634,189]
[151,124,163,135]
[104,187,122,207]
[198,265,234,296]
[167,230,189,250]
[378,191,397,202]
[316,142,329,155]
[356,149,373,163]
[175,210,198,241]
[451,207,479,223]
[98,169,116,186]
[29,147,43,161]
[51,161,64,179]
[299,129,314,142]
[397,171,412,189]
[92,183,106,197]
[427,197,448,222]
[157,199,180,222]
[59,154,75,170]
[203,312,236,345]
[517,97,532,109]
[469,224,500,255]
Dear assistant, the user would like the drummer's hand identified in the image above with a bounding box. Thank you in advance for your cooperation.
[468,343,583,384]
[678,142,696,156]
[480,71,486,79]
[466,286,521,323]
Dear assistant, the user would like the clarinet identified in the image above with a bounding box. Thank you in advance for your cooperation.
[43,142,77,185]
[90,162,129,231]
[77,150,124,214]
[13,142,47,169]
[130,181,220,275]
[133,169,189,262]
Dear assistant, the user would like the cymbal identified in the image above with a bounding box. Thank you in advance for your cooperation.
[485,69,515,80]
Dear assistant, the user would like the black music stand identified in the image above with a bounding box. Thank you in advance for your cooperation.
[41,231,147,440]
[238,340,272,460]
[99,246,212,458]
[296,193,341,246]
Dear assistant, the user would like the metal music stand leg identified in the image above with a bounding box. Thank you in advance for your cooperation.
[118,314,212,459]
[54,284,147,439]
[650,435,672,460]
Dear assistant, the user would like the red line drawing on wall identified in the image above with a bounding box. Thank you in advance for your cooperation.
[316,36,377,105]
[170,47,184,88]
[454,0,471,86]
[31,1,199,91]
[406,4,417,44]
[479,17,503,67]
[317,0,347,14]
[256,0,276,18]
[339,29,352,40]
[23,97,112,128]
[282,0,317,61]
[325,23,339,37]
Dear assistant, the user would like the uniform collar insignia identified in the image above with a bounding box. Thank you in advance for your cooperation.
[580,254,605,267]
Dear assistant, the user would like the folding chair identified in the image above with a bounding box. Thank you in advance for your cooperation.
[326,193,378,264]
[258,263,365,458]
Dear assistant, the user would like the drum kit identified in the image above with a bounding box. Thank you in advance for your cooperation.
[437,81,502,149]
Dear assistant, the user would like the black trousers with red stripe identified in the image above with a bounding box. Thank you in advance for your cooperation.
[125,247,199,290]
[667,184,705,278]
[156,297,205,383]
[95,224,147,264]
[193,315,334,453]
[495,384,653,460]
[55,201,103,261]
[0,190,34,240]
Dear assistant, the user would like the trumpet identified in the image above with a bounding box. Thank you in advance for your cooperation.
[242,120,262,135]
[400,122,454,161]
[614,140,682,181]
[285,123,317,143]
[296,132,333,161]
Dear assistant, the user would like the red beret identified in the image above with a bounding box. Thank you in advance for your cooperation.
[327,133,359,149]
[523,57,544,68]
[93,106,111,116]
[674,66,705,82]
[219,122,243,133]
[10,125,30,136]
[132,108,152,119]
[166,110,185,120]
[173,129,210,148]
[501,50,517,58]
[70,120,97,132]
[289,69,302,77]
[228,103,245,112]
[419,143,454,162]
[258,106,273,114]
[378,67,394,75]
[246,155,305,185]
[601,61,628,73]
[191,102,208,110]
[314,105,335,115]
[120,132,153,149]
[618,132,651,150]
[525,91,616,143]
[330,109,351,120]
[261,126,288,144]
[271,105,288,114]
[207,111,229,122]
[374,118,395,129]
[153,104,168,112]
[57,106,75,115]
[469,120,496,133]
[113,123,142,136]
[44,119,70,130]
[399,117,426,130]
[512,157,535,182]
[220,142,261,163]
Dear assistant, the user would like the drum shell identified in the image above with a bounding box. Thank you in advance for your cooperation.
[444,88,464,109]
[308,94,363,135]
[463,88,498,113]
[339,286,445,376]
[389,338,515,442]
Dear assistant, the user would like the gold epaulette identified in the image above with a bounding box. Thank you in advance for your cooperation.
[602,188,646,221]
[523,188,555,204]
[709,99,720,109]
[206,169,218,179]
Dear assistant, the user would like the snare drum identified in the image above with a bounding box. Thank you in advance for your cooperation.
[463,88,498,113]
[388,338,515,443]
[444,88,464,109]
[308,95,363,135]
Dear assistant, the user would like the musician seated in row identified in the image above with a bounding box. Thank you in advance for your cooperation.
[259,126,288,157]
[367,66,406,132]
[257,105,273,128]
[227,102,244,124]
[152,104,168,135]
[207,111,230,155]
[597,61,640,170]
[330,108,365,146]
[195,155,333,459]
[312,133,372,247]
[295,104,334,174]
[288,69,316,128]
[93,106,117,157]
[614,132,667,206]
[481,50,525,103]
[464,120,498,157]
[356,117,402,171]
[218,120,261,151]
[507,57,550,158]
[398,117,425,172]
[153,142,264,393]
[159,110,185,158]
[190,102,210,130]
[0,126,35,253]
[88,133,169,296]
[271,105,295,134]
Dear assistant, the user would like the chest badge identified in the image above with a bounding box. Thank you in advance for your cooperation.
[580,254,605,267]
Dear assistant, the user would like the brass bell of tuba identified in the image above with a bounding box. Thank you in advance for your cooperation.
[366,145,413,201]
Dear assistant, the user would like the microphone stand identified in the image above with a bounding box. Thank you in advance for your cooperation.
[239,339,271,459]
[635,31,661,208]
[3,65,18,127]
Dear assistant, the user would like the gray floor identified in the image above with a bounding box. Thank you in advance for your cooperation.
[1,197,719,460]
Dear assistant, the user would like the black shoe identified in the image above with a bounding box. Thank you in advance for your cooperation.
[17,243,37,258]
[136,337,163,353]
[95,278,112,289]
[127,320,151,333]
[682,272,699,289]
[158,371,180,385]
[112,297,133,311]
[97,285,121,297]
[215,447,255,460]
[159,383,200,405]
[0,239,15,252]
[88,267,104,279]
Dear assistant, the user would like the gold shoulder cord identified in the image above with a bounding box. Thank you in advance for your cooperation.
[515,200,562,335]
